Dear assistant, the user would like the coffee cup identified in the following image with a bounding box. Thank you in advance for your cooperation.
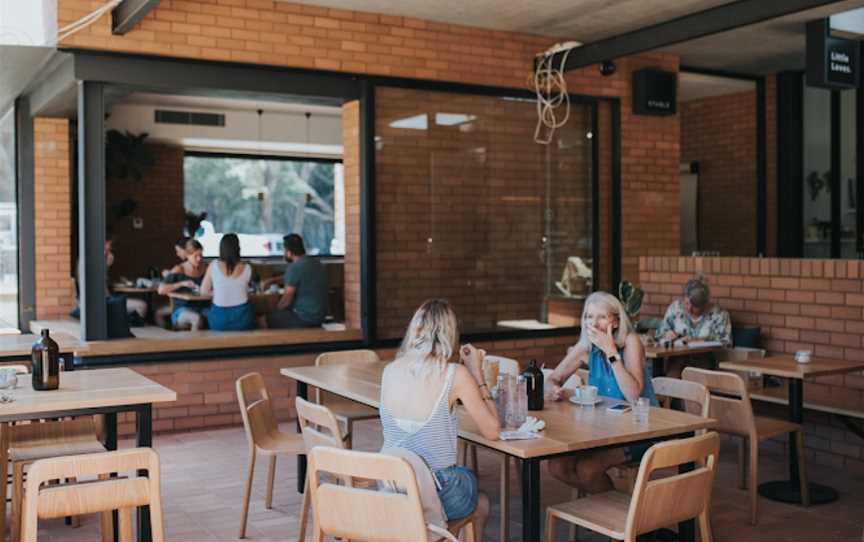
[0,368,18,389]
[574,384,598,403]
[794,350,812,364]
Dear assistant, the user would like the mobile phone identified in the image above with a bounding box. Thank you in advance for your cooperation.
[606,403,631,414]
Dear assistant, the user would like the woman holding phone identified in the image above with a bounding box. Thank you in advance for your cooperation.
[379,299,500,540]
[545,291,657,494]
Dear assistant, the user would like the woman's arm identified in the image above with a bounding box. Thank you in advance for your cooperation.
[199,262,214,295]
[452,346,500,440]
[545,343,588,401]
[595,329,645,403]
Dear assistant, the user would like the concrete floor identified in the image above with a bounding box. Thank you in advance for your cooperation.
[27,420,864,541]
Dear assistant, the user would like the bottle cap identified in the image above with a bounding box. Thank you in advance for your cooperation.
[41,329,49,338]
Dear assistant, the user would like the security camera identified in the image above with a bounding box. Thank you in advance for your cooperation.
[600,60,616,76]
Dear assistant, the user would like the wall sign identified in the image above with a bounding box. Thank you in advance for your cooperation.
[632,69,677,116]
[807,19,860,90]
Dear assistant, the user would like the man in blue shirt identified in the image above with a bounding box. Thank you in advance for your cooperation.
[265,234,329,328]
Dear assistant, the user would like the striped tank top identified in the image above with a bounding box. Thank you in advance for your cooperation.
[379,364,459,472]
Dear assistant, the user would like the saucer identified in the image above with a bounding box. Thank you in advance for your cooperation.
[569,396,602,406]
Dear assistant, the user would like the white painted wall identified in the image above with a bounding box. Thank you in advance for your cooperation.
[0,0,57,46]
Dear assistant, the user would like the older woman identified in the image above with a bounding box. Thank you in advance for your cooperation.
[379,299,499,540]
[656,275,732,346]
[546,291,657,494]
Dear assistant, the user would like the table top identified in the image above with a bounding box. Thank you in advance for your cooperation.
[645,343,724,359]
[0,367,176,421]
[112,285,158,294]
[166,291,212,301]
[0,332,89,357]
[281,363,715,460]
[719,355,864,379]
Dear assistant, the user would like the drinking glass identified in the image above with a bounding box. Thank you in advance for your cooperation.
[633,397,650,424]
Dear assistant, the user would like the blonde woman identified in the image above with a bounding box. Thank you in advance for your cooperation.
[380,299,500,540]
[546,291,657,493]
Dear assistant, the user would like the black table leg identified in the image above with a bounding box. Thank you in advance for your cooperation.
[758,378,837,505]
[521,458,541,542]
[651,357,665,378]
[296,381,308,494]
[678,461,696,542]
[136,404,153,542]
[103,412,119,542]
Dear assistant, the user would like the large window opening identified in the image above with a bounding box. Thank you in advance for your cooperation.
[0,107,17,330]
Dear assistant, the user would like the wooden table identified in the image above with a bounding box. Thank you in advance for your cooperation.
[719,355,864,505]
[0,367,176,542]
[645,343,725,376]
[281,363,715,542]
[166,291,211,302]
[0,332,88,369]
[112,285,158,294]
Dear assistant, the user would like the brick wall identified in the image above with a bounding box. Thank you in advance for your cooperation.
[641,256,864,470]
[106,144,186,280]
[341,101,361,329]
[765,75,777,256]
[681,91,757,256]
[34,119,75,320]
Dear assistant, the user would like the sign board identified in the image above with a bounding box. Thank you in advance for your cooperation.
[807,19,859,90]
[632,69,677,116]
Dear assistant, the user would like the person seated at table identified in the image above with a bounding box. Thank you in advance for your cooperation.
[157,240,208,331]
[546,291,657,494]
[200,233,254,331]
[73,236,148,323]
[264,234,329,329]
[380,299,499,539]
[161,236,189,278]
[655,274,732,347]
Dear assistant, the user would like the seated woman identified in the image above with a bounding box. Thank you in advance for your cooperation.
[200,234,255,331]
[546,291,657,494]
[656,274,732,346]
[160,236,189,278]
[380,299,499,540]
[157,240,208,331]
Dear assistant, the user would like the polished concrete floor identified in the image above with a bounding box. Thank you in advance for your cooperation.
[27,420,864,541]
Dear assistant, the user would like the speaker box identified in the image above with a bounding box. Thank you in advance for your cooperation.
[633,69,677,116]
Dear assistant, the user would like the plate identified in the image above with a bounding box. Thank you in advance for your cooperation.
[569,396,602,406]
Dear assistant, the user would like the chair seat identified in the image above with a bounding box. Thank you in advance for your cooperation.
[755,416,800,441]
[547,491,630,540]
[10,438,106,463]
[256,430,305,455]
[324,397,379,423]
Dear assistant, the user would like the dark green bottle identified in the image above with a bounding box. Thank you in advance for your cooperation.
[31,329,60,391]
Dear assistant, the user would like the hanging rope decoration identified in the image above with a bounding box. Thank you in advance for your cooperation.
[57,0,123,42]
[533,42,580,145]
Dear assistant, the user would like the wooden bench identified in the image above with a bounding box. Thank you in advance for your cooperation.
[750,385,864,420]
[28,320,361,358]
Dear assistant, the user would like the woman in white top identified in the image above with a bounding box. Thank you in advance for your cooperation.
[200,233,254,331]
[379,299,500,540]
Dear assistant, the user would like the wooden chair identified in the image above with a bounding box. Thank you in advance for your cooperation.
[295,396,349,542]
[314,350,381,449]
[683,367,809,524]
[545,432,719,542]
[308,446,477,542]
[236,372,305,539]
[20,448,165,542]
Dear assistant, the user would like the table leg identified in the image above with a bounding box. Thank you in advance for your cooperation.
[651,357,665,378]
[521,458,541,542]
[136,404,153,542]
[758,379,837,505]
[678,461,696,542]
[104,412,119,542]
[296,381,308,494]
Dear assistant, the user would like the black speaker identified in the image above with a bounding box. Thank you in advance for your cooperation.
[632,69,677,116]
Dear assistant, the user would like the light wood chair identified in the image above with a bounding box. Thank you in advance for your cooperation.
[20,447,165,542]
[314,350,381,449]
[295,396,349,542]
[545,432,720,542]
[683,367,809,525]
[308,446,477,542]
[236,372,305,539]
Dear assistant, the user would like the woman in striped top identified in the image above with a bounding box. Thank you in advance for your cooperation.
[380,299,500,540]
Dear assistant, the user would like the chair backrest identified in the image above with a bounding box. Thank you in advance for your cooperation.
[651,377,710,418]
[21,448,164,542]
[309,446,431,542]
[296,397,345,453]
[626,432,719,537]
[236,372,278,450]
[682,367,755,438]
[315,349,381,403]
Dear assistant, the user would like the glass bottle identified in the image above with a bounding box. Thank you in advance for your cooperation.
[31,329,60,391]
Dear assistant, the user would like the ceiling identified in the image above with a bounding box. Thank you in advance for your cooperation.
[277,0,737,41]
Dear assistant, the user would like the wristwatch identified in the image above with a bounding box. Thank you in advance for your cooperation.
[607,353,620,365]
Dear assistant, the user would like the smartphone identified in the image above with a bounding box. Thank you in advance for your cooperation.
[606,403,631,414]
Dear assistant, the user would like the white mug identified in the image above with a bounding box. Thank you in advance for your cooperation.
[794,350,812,364]
[574,385,598,402]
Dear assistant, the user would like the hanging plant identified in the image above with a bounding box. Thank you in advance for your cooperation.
[106,130,155,182]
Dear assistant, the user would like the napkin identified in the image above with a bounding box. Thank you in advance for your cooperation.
[499,416,546,440]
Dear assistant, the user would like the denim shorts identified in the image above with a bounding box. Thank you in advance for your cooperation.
[433,465,478,521]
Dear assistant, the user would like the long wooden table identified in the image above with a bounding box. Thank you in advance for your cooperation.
[0,367,176,542]
[719,355,864,505]
[0,332,88,369]
[282,362,716,542]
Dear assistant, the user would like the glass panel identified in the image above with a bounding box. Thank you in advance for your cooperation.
[840,89,857,258]
[802,84,832,258]
[183,155,342,257]
[375,87,594,338]
[0,108,17,329]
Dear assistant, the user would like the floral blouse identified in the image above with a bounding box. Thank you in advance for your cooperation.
[655,298,732,346]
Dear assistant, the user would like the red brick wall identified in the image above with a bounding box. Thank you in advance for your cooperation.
[106,144,186,280]
[34,119,75,320]
[681,91,757,256]
[341,101,361,329]
[641,256,864,470]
